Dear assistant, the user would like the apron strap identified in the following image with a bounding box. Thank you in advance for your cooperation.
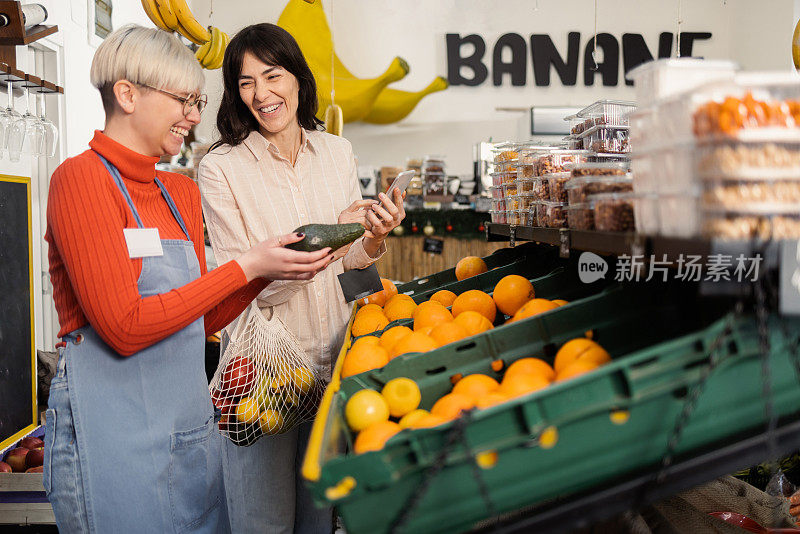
[94,151,191,241]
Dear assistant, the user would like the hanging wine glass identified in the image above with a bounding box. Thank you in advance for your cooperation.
[0,79,21,158]
[9,84,44,161]
[37,92,57,157]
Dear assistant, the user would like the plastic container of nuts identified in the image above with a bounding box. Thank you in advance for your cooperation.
[492,142,520,164]
[489,185,504,199]
[493,160,519,173]
[701,205,800,239]
[533,150,591,176]
[576,99,636,128]
[491,171,517,186]
[702,177,800,207]
[491,199,506,213]
[530,178,549,201]
[507,208,523,226]
[517,194,537,210]
[502,182,519,198]
[695,140,800,179]
[579,125,631,153]
[537,201,568,228]
[566,202,595,231]
[566,175,633,205]
[489,210,507,224]
[506,195,520,211]
[543,171,571,203]
[592,192,636,232]
[517,178,537,194]
[571,161,629,178]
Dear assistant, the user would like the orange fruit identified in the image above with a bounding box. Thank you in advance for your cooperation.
[552,299,569,307]
[352,311,390,337]
[362,278,398,307]
[455,256,488,281]
[341,345,390,378]
[431,392,476,420]
[345,389,390,431]
[418,326,435,336]
[384,295,417,322]
[356,304,384,319]
[381,377,422,418]
[349,335,380,352]
[452,374,500,400]
[429,321,468,347]
[413,302,454,331]
[499,373,550,399]
[493,275,535,316]
[353,420,402,454]
[398,409,429,429]
[451,290,496,323]
[509,299,559,323]
[453,311,494,337]
[430,290,457,307]
[553,338,611,374]
[556,359,600,382]
[379,325,413,353]
[504,358,555,382]
[475,391,509,410]
[389,332,438,359]
[408,413,448,429]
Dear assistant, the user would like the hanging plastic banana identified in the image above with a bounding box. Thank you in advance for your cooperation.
[141,0,229,70]
[793,18,800,70]
[278,0,447,125]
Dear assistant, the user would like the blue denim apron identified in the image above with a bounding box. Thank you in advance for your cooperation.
[43,153,228,533]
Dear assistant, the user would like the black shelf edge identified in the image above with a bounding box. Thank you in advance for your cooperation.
[475,415,800,534]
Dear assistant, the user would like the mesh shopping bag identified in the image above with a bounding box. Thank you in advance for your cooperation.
[209,303,324,446]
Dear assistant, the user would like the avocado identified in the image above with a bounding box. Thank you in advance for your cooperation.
[285,223,365,252]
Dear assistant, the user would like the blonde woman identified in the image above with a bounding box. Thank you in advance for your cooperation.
[43,25,333,533]
[199,24,405,533]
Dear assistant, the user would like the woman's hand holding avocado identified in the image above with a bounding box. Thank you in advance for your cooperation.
[334,199,378,260]
[237,233,332,282]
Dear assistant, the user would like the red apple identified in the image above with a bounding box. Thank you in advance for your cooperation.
[210,388,235,414]
[25,466,43,473]
[19,437,43,450]
[0,462,11,473]
[26,448,44,469]
[5,448,29,472]
[221,355,255,399]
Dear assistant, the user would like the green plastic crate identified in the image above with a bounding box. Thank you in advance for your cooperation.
[304,284,800,534]
[395,242,556,298]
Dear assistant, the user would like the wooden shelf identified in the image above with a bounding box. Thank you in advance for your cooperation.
[0,24,56,46]
[0,63,63,94]
[0,2,57,46]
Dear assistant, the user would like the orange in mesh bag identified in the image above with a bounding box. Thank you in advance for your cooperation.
[209,303,324,446]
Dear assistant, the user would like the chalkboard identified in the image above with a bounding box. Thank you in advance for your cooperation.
[0,176,35,449]
[423,237,444,255]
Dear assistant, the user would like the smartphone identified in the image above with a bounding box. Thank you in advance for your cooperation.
[385,170,415,196]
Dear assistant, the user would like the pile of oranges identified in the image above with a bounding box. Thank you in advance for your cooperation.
[342,257,569,379]
[345,337,612,454]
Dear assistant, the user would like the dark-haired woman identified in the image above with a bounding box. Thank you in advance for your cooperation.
[198,23,405,533]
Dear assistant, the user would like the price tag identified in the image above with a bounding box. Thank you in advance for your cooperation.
[780,239,800,316]
[337,264,383,303]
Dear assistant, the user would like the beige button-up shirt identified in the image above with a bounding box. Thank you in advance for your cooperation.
[198,129,385,379]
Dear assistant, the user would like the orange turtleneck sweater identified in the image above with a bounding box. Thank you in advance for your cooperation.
[45,130,268,356]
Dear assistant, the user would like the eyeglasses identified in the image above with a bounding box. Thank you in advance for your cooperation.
[140,84,208,116]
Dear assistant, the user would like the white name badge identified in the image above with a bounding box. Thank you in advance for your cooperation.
[123,228,164,258]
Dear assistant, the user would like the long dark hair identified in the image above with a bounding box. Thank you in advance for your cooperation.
[211,23,323,151]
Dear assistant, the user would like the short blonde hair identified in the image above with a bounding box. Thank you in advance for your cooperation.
[90,24,204,114]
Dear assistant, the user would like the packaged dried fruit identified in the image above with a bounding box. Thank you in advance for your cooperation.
[489,185,504,199]
[570,161,629,178]
[566,175,633,205]
[507,209,523,226]
[490,171,517,186]
[502,182,518,197]
[702,178,800,207]
[491,142,520,164]
[567,203,595,231]
[490,210,507,224]
[506,195,520,210]
[543,171,571,203]
[517,178,537,194]
[534,150,591,176]
[592,192,636,232]
[537,201,568,228]
[517,194,536,210]
[491,199,506,212]
[700,205,800,239]
[579,125,631,154]
[695,140,800,178]
[494,160,519,173]
[576,99,636,128]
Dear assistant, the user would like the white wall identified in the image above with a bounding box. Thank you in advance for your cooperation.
[189,0,797,175]
[0,1,156,351]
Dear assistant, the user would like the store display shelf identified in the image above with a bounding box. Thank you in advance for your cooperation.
[480,415,800,534]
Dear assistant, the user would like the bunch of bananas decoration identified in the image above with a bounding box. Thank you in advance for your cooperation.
[277,0,448,127]
[794,18,800,70]
[141,0,229,69]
